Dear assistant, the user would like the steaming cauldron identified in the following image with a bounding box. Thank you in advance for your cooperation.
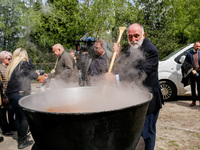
[19,87,152,150]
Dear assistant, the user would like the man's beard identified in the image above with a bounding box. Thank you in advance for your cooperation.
[128,37,144,50]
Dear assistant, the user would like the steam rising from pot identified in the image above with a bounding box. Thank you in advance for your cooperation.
[27,46,150,113]
[25,85,151,113]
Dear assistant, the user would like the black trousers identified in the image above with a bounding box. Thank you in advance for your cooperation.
[7,92,29,141]
[142,110,160,150]
[0,107,10,133]
[190,74,200,102]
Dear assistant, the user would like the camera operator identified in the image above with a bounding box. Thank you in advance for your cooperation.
[76,37,96,86]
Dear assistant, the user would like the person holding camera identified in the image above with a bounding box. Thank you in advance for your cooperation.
[44,44,78,88]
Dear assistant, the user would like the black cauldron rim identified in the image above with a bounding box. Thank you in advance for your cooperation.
[19,87,152,116]
[19,87,152,150]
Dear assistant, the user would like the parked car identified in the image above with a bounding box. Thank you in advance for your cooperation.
[158,43,194,101]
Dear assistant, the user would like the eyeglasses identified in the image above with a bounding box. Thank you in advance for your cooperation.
[94,46,100,50]
[6,58,12,61]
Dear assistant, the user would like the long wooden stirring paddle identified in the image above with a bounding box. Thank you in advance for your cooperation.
[108,27,126,73]
[103,27,126,93]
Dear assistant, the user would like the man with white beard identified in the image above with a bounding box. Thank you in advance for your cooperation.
[112,23,164,150]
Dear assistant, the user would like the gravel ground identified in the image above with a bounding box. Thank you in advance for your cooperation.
[155,99,200,150]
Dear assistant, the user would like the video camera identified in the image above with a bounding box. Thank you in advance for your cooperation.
[75,33,95,54]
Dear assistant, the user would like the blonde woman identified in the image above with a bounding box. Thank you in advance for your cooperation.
[6,48,38,149]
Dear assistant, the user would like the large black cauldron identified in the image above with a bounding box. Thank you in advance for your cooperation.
[19,87,151,150]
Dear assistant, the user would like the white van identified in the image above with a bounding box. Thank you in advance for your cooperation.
[158,43,194,101]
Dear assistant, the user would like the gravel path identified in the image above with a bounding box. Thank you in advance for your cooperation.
[155,100,200,150]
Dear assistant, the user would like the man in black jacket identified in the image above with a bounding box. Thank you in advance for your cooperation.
[184,41,200,106]
[112,23,164,150]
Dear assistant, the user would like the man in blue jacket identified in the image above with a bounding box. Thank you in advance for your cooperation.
[112,23,164,150]
[184,41,200,106]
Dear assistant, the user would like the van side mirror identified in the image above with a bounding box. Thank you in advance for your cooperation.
[179,55,186,64]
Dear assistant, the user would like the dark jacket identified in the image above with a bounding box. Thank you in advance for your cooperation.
[84,49,113,85]
[181,61,193,87]
[182,50,200,87]
[114,38,164,115]
[140,38,164,115]
[184,50,200,72]
[6,61,38,95]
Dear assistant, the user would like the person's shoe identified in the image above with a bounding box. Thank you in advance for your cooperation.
[190,101,196,107]
[3,131,13,136]
[0,136,4,142]
[25,134,31,141]
[18,139,34,149]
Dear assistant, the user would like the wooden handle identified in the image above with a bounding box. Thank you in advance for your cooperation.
[102,27,126,94]
[117,27,126,44]
[108,27,126,73]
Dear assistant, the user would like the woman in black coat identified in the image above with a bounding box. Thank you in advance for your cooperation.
[6,48,38,149]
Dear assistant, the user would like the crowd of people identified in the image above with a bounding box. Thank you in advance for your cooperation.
[0,23,164,150]
[0,48,40,149]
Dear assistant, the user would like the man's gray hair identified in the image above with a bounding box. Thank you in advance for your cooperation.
[0,51,12,60]
[127,23,145,35]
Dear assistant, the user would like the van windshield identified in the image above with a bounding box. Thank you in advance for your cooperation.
[161,45,190,61]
